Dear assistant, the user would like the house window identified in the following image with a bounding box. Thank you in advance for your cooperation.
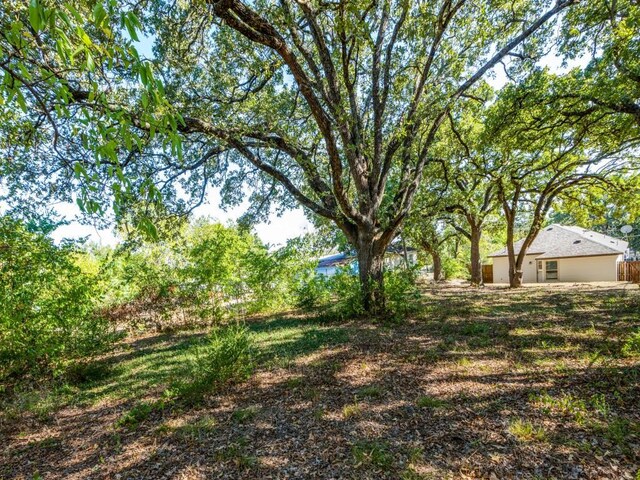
[546,261,558,280]
[537,261,542,270]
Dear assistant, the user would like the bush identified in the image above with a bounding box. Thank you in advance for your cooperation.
[384,267,421,318]
[295,265,420,320]
[325,270,364,320]
[294,274,333,311]
[173,323,254,402]
[441,256,467,280]
[0,216,116,384]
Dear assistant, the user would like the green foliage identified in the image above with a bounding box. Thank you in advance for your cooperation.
[231,405,260,423]
[296,264,420,320]
[0,216,116,383]
[416,395,447,409]
[172,323,254,403]
[384,268,421,318]
[97,219,317,329]
[441,256,467,280]
[352,440,394,470]
[508,419,547,442]
[116,400,167,430]
[294,274,333,311]
[621,330,640,357]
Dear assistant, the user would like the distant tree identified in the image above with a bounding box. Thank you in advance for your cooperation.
[550,174,640,251]
[1,0,581,313]
[438,94,501,285]
[487,78,634,287]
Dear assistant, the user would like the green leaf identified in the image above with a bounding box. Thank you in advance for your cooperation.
[29,0,42,31]
[93,3,107,27]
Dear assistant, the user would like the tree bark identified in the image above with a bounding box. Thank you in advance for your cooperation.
[432,250,444,282]
[504,206,525,288]
[356,236,386,315]
[469,224,483,285]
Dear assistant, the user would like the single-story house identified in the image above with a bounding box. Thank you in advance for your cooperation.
[315,244,418,277]
[489,224,628,283]
[316,253,356,277]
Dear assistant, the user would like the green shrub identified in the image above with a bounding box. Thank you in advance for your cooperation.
[325,269,364,320]
[173,323,254,402]
[0,216,116,384]
[294,274,332,311]
[441,256,467,280]
[384,267,421,318]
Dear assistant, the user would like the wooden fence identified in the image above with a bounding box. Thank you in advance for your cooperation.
[618,261,640,283]
[482,264,493,284]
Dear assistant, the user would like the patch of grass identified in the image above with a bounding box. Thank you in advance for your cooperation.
[530,391,588,424]
[249,317,350,368]
[405,445,424,464]
[357,385,383,399]
[508,419,547,442]
[174,416,217,442]
[27,436,60,450]
[115,400,166,430]
[621,329,640,357]
[416,395,446,409]
[285,376,304,389]
[214,436,257,469]
[589,393,610,417]
[232,405,260,423]
[342,402,362,419]
[599,418,640,448]
[303,387,321,400]
[352,439,394,470]
[64,360,117,386]
[461,322,490,336]
[456,357,472,367]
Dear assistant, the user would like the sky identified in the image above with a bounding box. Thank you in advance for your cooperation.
[50,192,311,248]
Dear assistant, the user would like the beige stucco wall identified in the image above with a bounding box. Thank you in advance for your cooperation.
[491,254,623,283]
[492,254,538,283]
[545,254,622,282]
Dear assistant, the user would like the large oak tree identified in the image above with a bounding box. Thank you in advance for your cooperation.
[1,0,580,313]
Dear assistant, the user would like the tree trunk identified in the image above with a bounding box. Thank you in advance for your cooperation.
[508,264,523,288]
[506,230,525,288]
[356,236,386,315]
[469,224,482,286]
[432,250,444,282]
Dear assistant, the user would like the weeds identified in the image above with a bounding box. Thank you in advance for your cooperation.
[232,405,260,423]
[172,323,254,403]
[357,385,383,399]
[416,395,446,409]
[116,400,166,430]
[352,439,394,470]
[342,402,362,419]
[508,419,547,442]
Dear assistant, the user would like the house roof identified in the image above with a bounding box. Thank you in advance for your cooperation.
[316,244,417,269]
[316,253,354,268]
[489,224,628,259]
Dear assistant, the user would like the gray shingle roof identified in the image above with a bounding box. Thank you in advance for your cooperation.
[489,224,628,259]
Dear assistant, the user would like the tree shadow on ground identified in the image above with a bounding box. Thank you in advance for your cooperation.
[2,286,639,479]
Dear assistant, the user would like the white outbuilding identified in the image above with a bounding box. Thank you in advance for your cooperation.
[489,224,628,283]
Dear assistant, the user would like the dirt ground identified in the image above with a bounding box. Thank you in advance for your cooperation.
[1,283,639,479]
